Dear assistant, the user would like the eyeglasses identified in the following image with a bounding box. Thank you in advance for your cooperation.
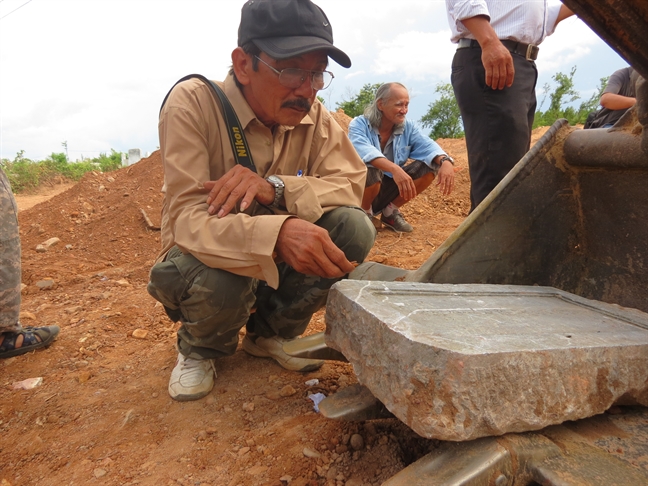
[255,56,335,91]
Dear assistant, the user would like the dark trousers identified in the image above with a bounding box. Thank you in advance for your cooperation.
[451,46,538,211]
[147,207,376,359]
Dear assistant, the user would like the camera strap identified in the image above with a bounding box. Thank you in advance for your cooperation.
[160,74,256,173]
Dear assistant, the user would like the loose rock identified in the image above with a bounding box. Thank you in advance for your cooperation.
[12,377,43,390]
[279,385,297,397]
[132,329,148,339]
[303,447,321,459]
[35,278,56,290]
[78,371,92,383]
[350,434,364,451]
[35,237,61,252]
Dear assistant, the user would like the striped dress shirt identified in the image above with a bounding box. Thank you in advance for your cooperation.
[446,0,564,45]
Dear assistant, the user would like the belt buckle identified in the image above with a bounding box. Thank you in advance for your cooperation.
[526,44,538,61]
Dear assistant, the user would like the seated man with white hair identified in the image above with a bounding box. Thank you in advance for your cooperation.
[348,82,455,233]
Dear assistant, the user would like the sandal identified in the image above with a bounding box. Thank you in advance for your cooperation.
[0,325,60,359]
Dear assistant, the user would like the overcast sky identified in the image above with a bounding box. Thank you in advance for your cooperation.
[0,0,630,162]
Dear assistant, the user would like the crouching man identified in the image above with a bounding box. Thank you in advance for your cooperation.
[349,83,455,233]
[147,0,376,402]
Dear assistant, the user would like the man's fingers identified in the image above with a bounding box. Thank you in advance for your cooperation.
[443,179,454,196]
[324,241,355,278]
[495,64,506,90]
[216,185,250,218]
[276,219,353,279]
[505,62,515,88]
[483,46,514,90]
[485,65,494,88]
[208,176,242,215]
[203,166,266,217]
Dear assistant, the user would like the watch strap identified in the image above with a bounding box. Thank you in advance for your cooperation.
[266,176,284,208]
[437,155,454,166]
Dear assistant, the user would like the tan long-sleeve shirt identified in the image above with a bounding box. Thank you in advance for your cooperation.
[157,74,366,289]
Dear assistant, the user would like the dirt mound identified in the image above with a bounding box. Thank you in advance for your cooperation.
[329,109,352,133]
[2,124,552,485]
[18,152,165,288]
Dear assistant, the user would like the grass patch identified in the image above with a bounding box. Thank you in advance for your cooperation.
[1,150,124,193]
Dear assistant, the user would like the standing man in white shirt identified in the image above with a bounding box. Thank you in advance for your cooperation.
[445,1,573,211]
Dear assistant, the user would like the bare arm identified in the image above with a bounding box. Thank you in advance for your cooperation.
[461,15,514,90]
[556,5,574,25]
[600,92,636,110]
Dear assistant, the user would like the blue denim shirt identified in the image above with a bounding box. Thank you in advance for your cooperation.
[348,115,445,177]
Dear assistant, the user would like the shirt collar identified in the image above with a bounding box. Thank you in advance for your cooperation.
[371,121,405,136]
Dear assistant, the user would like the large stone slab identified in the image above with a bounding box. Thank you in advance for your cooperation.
[325,281,648,441]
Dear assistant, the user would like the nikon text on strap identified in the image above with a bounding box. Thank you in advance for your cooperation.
[160,74,256,173]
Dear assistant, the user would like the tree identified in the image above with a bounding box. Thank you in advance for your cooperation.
[335,83,382,118]
[420,83,464,139]
[533,66,608,128]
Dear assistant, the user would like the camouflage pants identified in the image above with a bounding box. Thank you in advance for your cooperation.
[0,167,22,333]
[147,207,376,359]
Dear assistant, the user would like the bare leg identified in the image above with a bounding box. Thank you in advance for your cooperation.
[362,182,381,212]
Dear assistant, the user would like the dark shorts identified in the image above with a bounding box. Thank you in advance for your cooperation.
[366,160,433,213]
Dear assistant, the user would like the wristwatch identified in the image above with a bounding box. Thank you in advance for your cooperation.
[437,155,454,166]
[265,175,285,208]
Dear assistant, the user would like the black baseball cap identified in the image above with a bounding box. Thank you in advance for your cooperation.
[238,0,352,68]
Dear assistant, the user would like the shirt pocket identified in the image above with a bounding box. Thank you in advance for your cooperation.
[397,145,412,163]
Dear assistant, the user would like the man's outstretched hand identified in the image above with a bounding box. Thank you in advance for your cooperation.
[275,218,356,278]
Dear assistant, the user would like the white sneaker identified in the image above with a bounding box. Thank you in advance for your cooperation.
[168,352,216,402]
[242,335,324,372]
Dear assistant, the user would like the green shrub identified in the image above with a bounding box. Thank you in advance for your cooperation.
[421,83,464,139]
[1,148,124,193]
[93,149,123,172]
[1,151,52,193]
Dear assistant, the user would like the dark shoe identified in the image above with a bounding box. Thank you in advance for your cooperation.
[369,215,383,230]
[0,325,60,359]
[381,210,413,233]
[242,334,324,372]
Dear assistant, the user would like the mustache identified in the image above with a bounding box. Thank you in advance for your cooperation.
[281,98,312,112]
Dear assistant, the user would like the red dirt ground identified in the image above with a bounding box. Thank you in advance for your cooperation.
[1,114,548,486]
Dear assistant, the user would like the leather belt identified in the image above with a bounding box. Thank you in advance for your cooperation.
[457,38,539,61]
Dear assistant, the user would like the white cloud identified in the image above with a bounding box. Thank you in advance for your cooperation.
[536,18,601,72]
[344,70,366,80]
[0,0,629,160]
[372,30,455,81]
